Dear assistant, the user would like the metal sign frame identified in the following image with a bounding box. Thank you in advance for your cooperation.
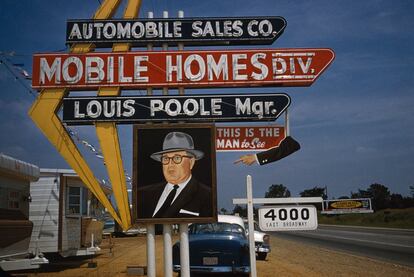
[233,175,323,277]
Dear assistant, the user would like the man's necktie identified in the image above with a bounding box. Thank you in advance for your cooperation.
[154,185,179,217]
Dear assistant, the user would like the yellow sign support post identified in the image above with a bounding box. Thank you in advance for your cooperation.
[29,0,142,230]
[95,0,142,230]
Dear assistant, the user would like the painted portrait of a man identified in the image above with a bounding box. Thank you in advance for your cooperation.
[133,124,217,223]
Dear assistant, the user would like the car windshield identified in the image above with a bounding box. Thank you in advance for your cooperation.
[189,222,245,235]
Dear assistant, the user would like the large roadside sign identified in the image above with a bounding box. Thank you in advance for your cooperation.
[32,48,335,90]
[30,0,336,274]
[216,125,285,151]
[258,205,318,231]
[62,93,290,125]
[66,17,287,47]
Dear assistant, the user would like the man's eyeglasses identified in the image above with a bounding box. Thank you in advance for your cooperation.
[161,155,193,165]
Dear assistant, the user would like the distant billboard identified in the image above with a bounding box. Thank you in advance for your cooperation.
[321,198,373,214]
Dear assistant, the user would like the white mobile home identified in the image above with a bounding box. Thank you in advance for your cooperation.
[0,153,48,271]
[29,168,109,257]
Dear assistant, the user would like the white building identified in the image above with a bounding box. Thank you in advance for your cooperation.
[29,168,110,257]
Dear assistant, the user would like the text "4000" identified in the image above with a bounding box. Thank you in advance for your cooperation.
[264,207,310,221]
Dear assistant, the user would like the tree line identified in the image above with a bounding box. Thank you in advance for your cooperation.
[229,183,414,216]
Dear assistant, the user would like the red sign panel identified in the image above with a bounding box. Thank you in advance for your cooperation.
[216,125,285,151]
[32,48,334,90]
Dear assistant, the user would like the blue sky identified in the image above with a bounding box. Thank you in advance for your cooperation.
[0,0,413,211]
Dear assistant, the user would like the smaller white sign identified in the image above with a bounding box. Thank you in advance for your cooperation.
[258,205,318,231]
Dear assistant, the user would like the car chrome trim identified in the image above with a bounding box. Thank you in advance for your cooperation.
[257,247,271,253]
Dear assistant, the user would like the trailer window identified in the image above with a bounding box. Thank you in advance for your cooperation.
[67,186,87,216]
[8,190,20,209]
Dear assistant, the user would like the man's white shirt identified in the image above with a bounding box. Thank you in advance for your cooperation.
[152,175,191,217]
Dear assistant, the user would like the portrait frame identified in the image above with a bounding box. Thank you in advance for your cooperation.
[132,123,217,224]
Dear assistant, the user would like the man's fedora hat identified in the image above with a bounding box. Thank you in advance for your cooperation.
[150,132,204,162]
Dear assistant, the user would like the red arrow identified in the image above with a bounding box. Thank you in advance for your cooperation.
[32,48,334,91]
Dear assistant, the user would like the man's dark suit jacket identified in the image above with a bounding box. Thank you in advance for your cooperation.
[138,177,212,218]
[256,136,301,165]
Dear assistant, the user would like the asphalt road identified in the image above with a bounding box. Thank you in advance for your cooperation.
[270,224,414,268]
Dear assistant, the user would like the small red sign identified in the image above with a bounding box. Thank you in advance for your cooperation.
[216,125,285,151]
[32,48,334,90]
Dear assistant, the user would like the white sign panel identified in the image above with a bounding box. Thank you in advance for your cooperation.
[258,205,318,231]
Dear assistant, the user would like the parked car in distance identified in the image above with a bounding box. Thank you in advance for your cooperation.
[123,225,146,236]
[243,219,271,260]
[173,215,250,275]
[103,220,115,235]
[103,220,146,236]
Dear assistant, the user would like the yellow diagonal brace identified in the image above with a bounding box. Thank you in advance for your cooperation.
[94,0,122,19]
[28,0,123,226]
[70,0,122,53]
[96,0,142,231]
[28,89,122,225]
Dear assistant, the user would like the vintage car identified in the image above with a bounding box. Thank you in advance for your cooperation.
[103,220,146,236]
[243,219,271,260]
[173,215,250,275]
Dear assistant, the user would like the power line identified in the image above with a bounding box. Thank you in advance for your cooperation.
[0,54,36,97]
[0,47,67,98]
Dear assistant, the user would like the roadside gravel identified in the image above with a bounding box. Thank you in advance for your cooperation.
[14,234,414,277]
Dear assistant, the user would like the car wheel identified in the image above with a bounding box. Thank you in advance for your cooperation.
[257,252,267,260]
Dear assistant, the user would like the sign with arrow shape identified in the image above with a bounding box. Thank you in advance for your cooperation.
[32,48,334,90]
[62,93,290,125]
[66,16,287,47]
